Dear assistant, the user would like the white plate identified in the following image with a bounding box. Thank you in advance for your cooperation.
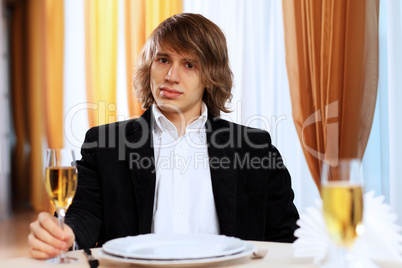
[99,242,256,267]
[102,233,246,260]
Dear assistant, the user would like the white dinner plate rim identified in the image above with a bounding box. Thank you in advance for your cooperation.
[102,233,247,260]
[98,242,256,267]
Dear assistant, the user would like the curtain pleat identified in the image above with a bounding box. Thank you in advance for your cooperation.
[11,2,30,207]
[27,0,48,211]
[125,0,145,118]
[283,0,379,189]
[145,0,182,38]
[43,0,65,149]
[84,0,119,127]
[124,0,182,118]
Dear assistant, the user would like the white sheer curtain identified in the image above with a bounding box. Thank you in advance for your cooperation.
[363,0,402,225]
[63,0,88,158]
[184,0,320,214]
[386,0,402,226]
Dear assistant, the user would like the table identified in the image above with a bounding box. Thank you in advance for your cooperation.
[1,241,401,268]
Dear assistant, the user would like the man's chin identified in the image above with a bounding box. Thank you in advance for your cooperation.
[155,101,184,115]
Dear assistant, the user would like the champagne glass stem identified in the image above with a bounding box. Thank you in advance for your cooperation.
[338,246,353,268]
[57,209,67,262]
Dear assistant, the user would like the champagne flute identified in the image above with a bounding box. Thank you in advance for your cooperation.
[44,149,78,264]
[321,159,364,268]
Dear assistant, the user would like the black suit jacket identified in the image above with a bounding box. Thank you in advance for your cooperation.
[65,108,299,249]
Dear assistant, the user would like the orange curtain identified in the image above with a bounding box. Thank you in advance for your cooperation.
[11,1,30,208]
[9,0,64,211]
[26,0,47,212]
[282,0,379,189]
[124,0,182,118]
[25,0,64,211]
[84,0,119,127]
[43,0,65,149]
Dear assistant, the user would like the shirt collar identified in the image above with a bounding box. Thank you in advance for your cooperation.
[152,102,208,137]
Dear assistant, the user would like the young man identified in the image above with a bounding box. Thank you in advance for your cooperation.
[28,13,299,259]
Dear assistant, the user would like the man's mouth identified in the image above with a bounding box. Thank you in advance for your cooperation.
[160,87,183,98]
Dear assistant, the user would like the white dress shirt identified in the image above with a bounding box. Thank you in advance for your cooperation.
[151,103,220,234]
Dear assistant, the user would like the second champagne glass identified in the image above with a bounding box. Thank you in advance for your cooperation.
[44,149,78,264]
[321,159,364,268]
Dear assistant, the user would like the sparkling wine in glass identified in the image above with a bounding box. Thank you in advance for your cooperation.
[321,159,364,267]
[44,149,78,264]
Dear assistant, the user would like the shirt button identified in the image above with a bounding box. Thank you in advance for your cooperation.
[177,208,183,213]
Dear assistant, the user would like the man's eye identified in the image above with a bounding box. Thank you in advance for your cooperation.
[159,58,168,64]
[185,63,194,69]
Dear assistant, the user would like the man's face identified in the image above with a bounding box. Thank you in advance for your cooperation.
[150,47,205,120]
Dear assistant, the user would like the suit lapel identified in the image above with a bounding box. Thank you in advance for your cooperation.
[125,108,156,234]
[206,114,237,236]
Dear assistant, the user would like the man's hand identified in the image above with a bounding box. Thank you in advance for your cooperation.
[28,212,75,259]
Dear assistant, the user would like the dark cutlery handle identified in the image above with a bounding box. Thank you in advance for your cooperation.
[84,248,99,268]
[84,248,92,256]
[88,260,99,268]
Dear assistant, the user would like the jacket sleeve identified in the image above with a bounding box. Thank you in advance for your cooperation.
[264,144,299,242]
[65,127,103,249]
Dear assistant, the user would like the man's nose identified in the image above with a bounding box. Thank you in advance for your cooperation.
[165,64,180,83]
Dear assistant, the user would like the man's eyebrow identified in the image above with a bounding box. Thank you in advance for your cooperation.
[155,52,170,58]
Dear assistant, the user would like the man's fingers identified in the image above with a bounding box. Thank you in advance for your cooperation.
[63,224,76,247]
[29,221,68,250]
[37,212,65,240]
[28,212,75,260]
[28,233,60,258]
[29,248,56,260]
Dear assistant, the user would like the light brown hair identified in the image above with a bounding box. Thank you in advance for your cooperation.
[133,13,233,116]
